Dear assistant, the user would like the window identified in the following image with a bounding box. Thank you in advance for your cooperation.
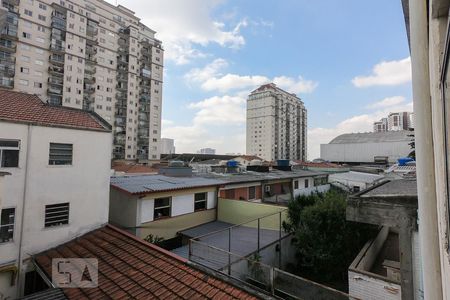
[21,67,29,74]
[0,208,15,243]
[19,79,28,86]
[154,197,171,219]
[34,82,42,88]
[39,3,47,10]
[24,9,32,16]
[44,203,69,227]
[294,180,299,189]
[304,179,309,188]
[38,15,46,21]
[353,186,361,193]
[248,186,256,200]
[35,60,43,66]
[22,32,31,39]
[49,143,73,165]
[194,193,207,211]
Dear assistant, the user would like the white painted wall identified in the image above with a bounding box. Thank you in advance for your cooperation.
[0,122,111,298]
[172,194,195,217]
[207,191,216,209]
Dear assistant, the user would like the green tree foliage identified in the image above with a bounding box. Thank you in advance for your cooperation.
[285,189,377,285]
[144,234,165,245]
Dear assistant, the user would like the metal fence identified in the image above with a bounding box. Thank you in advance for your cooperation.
[188,210,350,299]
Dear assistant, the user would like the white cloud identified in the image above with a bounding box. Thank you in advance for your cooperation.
[352,57,412,87]
[189,95,246,124]
[273,76,319,94]
[308,101,414,159]
[110,0,255,64]
[365,96,405,109]
[185,59,318,94]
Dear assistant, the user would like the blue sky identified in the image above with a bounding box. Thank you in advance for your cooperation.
[112,0,412,158]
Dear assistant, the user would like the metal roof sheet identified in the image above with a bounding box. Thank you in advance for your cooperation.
[329,131,412,144]
[110,174,225,194]
[329,171,385,184]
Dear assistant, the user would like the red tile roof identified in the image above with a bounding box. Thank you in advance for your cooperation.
[34,224,261,299]
[112,162,158,174]
[0,89,110,132]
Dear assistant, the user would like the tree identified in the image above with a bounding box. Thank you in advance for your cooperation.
[144,234,165,245]
[285,189,377,286]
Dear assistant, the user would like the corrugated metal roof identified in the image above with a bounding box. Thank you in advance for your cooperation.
[110,174,225,194]
[329,171,385,184]
[362,179,417,197]
[329,131,412,144]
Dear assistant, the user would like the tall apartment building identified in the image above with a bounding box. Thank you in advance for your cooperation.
[246,83,307,162]
[0,0,163,160]
[373,112,414,132]
[197,147,216,155]
[161,137,175,154]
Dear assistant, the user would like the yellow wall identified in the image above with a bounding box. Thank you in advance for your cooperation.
[217,198,288,230]
[138,209,216,240]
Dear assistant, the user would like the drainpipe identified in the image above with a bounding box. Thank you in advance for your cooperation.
[409,1,443,299]
[16,125,32,296]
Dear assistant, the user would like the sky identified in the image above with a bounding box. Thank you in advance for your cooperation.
[110,0,412,158]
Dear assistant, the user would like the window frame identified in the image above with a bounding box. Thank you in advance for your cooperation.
[294,180,299,189]
[49,143,73,166]
[153,197,171,220]
[0,139,20,168]
[44,202,69,228]
[0,207,15,243]
[440,19,450,252]
[194,192,208,211]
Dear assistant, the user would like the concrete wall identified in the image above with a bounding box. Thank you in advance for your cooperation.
[348,270,401,300]
[138,209,216,240]
[321,141,411,163]
[109,189,138,229]
[0,122,111,298]
[217,198,287,230]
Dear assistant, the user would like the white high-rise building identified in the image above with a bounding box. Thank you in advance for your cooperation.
[161,138,175,154]
[373,118,388,132]
[0,0,164,160]
[197,148,216,155]
[246,83,307,162]
[374,112,414,132]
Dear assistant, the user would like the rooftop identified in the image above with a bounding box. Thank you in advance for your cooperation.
[34,225,262,299]
[0,89,111,132]
[197,169,327,184]
[329,171,385,184]
[112,162,158,174]
[329,130,412,144]
[110,174,225,195]
[362,179,417,198]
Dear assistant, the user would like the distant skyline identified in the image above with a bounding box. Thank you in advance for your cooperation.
[110,0,412,158]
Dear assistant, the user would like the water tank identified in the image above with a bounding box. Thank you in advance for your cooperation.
[168,160,185,167]
[249,159,262,166]
[398,157,414,166]
[226,160,238,167]
[277,159,290,167]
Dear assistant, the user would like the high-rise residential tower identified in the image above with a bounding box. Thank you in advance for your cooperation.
[0,0,163,160]
[246,83,307,162]
[373,112,414,132]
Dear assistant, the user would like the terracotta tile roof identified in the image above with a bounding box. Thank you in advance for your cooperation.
[112,163,158,174]
[0,89,110,132]
[34,224,261,300]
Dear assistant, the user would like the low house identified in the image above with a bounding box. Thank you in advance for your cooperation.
[346,179,420,300]
[329,171,385,192]
[203,169,329,204]
[24,224,269,299]
[232,155,264,167]
[0,90,112,299]
[109,174,224,243]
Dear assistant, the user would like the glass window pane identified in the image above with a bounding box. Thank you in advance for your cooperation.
[1,150,19,167]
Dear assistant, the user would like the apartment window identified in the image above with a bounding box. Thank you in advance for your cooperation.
[19,79,28,86]
[249,186,256,200]
[39,3,47,10]
[34,82,42,88]
[294,180,299,189]
[24,9,32,16]
[0,140,19,168]
[22,32,31,39]
[49,143,73,165]
[154,197,171,219]
[38,15,46,21]
[37,25,45,32]
[35,37,44,43]
[194,193,207,211]
[35,60,43,66]
[0,208,15,243]
[21,67,29,74]
[44,203,69,227]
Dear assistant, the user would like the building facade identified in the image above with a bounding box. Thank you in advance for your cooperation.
[373,112,414,132]
[246,83,307,162]
[0,0,163,160]
[197,147,216,155]
[0,90,111,298]
[161,137,175,154]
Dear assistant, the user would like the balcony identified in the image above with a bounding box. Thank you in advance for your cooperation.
[50,43,65,53]
[48,65,64,75]
[47,86,62,95]
[48,94,62,106]
[84,85,95,94]
[116,84,127,91]
[48,77,63,86]
[49,54,64,65]
[0,39,16,52]
[0,65,14,77]
[0,78,13,88]
[85,46,96,55]
[117,46,128,54]
[117,75,128,82]
[84,65,96,74]
[51,18,66,31]
[116,91,127,99]
[115,116,126,126]
[84,74,95,84]
[2,3,18,14]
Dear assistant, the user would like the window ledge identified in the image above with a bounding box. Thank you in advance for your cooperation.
[42,223,71,230]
